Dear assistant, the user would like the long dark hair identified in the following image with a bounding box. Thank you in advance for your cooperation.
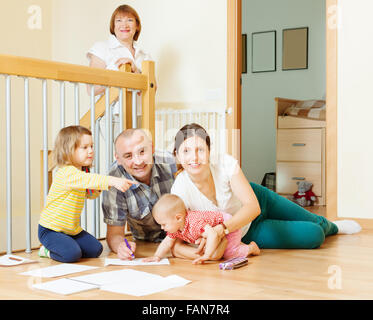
[173,123,211,175]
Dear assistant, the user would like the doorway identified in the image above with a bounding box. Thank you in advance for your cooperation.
[227,0,335,220]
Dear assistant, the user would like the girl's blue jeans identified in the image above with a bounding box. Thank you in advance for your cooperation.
[242,183,338,249]
[38,224,103,263]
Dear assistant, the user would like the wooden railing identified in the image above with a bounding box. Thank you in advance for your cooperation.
[79,64,133,130]
[0,54,156,138]
[0,54,155,253]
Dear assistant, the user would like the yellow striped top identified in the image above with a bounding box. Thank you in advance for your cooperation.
[39,165,110,235]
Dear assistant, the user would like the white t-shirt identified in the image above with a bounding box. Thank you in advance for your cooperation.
[171,153,252,236]
[86,34,152,115]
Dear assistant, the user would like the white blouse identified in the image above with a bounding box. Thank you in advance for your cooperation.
[87,34,151,72]
[86,35,152,115]
[171,153,251,236]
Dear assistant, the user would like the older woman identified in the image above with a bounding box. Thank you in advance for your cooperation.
[170,123,361,260]
[87,4,151,89]
[86,4,154,136]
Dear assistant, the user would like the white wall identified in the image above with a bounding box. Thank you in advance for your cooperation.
[52,0,227,112]
[241,0,326,183]
[0,0,228,250]
[0,0,52,252]
[50,0,228,237]
[337,0,373,219]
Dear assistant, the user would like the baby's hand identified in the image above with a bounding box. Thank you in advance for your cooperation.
[109,177,138,193]
[142,256,161,263]
[195,237,206,255]
[192,255,209,265]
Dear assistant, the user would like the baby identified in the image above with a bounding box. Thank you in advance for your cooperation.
[143,193,260,264]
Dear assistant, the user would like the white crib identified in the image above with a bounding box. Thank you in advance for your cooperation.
[155,109,227,160]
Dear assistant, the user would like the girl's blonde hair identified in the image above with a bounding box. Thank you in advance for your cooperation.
[52,125,92,169]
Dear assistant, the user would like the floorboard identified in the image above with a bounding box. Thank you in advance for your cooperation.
[1,206,372,300]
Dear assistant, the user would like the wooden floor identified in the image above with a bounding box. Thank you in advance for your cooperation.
[1,207,373,300]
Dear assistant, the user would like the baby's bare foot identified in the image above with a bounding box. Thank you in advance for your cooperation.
[248,241,260,256]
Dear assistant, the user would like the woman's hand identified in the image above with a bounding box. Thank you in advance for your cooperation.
[195,224,225,255]
[115,58,138,73]
[212,224,225,240]
[108,176,138,193]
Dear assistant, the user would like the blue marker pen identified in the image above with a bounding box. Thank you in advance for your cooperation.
[124,238,135,259]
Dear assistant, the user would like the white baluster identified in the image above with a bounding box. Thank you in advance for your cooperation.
[42,80,48,206]
[60,81,65,128]
[119,88,123,133]
[132,90,137,128]
[90,85,96,236]
[24,78,31,253]
[74,83,80,125]
[6,75,12,254]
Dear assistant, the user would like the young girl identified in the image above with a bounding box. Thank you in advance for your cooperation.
[38,125,137,263]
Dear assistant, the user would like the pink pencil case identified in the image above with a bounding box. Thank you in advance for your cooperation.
[219,257,248,270]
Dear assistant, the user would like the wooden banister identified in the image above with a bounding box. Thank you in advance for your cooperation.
[38,59,156,204]
[0,54,147,90]
[1,54,155,240]
[80,64,132,129]
[141,61,156,141]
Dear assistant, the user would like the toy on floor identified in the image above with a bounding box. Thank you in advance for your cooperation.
[219,257,248,270]
[291,181,317,207]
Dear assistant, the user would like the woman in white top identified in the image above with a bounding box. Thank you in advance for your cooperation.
[86,5,153,135]
[170,123,361,260]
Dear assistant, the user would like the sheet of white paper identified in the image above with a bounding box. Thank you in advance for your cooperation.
[70,269,162,286]
[104,258,170,266]
[19,264,98,278]
[71,269,191,296]
[0,254,37,267]
[100,274,191,297]
[32,278,98,295]
[163,275,192,287]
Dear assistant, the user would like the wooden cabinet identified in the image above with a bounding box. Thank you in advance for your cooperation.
[275,98,326,205]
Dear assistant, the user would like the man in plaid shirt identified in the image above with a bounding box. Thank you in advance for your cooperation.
[102,128,177,260]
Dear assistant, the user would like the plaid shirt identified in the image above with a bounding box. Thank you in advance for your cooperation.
[102,150,177,242]
[167,210,224,244]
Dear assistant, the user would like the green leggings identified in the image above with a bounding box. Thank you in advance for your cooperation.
[241,183,338,249]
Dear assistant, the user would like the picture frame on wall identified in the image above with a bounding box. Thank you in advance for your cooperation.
[251,30,276,73]
[282,27,309,70]
[242,34,247,74]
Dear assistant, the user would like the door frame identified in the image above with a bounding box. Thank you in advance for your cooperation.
[325,0,373,227]
[325,0,337,220]
[226,0,242,166]
[227,0,336,220]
